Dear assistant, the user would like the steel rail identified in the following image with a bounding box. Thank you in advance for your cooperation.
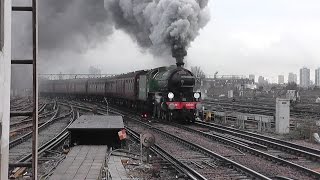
[82,101,271,180]
[10,105,53,128]
[9,106,60,149]
[173,123,320,178]
[65,101,268,179]
[127,117,271,180]
[196,121,320,161]
[16,132,69,163]
[95,101,320,178]
[204,100,320,115]
[10,103,46,117]
[12,105,76,165]
[126,127,207,180]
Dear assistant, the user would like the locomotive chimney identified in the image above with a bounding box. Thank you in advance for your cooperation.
[176,58,185,67]
[171,38,187,67]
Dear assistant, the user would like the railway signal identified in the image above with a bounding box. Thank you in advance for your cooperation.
[118,129,127,140]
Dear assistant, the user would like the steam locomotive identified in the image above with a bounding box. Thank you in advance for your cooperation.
[40,65,202,123]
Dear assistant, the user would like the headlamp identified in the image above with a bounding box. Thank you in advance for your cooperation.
[194,92,200,99]
[168,92,174,99]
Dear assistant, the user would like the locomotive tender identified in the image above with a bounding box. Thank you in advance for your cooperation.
[40,65,202,122]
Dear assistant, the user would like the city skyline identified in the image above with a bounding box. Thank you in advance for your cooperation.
[246,66,319,85]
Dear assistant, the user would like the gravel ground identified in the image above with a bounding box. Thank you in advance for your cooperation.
[9,111,57,142]
[189,123,320,170]
[126,120,253,180]
[9,105,71,164]
[145,122,316,180]
[290,140,320,149]
[37,144,67,179]
[124,137,185,180]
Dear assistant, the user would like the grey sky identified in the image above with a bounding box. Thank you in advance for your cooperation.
[42,0,320,83]
[187,0,320,83]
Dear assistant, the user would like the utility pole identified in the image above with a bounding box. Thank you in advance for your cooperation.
[104,97,109,115]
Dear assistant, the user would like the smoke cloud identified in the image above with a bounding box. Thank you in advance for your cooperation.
[12,0,113,56]
[12,0,114,93]
[12,0,210,65]
[106,0,210,65]
[39,0,113,52]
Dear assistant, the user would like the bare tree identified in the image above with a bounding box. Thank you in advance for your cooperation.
[88,66,101,75]
[191,66,206,90]
[191,66,206,79]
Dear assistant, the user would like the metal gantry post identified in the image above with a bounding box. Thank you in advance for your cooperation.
[11,0,38,179]
[32,0,39,179]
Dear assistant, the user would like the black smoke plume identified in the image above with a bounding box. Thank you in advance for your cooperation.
[12,0,210,64]
[106,0,210,66]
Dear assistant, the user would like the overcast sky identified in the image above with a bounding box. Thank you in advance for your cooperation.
[42,0,320,83]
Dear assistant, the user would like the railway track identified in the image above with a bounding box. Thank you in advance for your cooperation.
[196,121,320,159]
[165,122,320,179]
[99,101,320,179]
[204,100,320,118]
[126,119,269,180]
[72,101,270,179]
[10,97,33,111]
[10,103,51,140]
[60,99,320,179]
[126,127,207,180]
[9,104,73,165]
[64,101,253,179]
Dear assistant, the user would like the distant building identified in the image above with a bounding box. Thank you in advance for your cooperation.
[316,68,320,87]
[288,72,297,84]
[258,76,268,86]
[278,75,284,84]
[249,74,255,83]
[300,67,310,88]
[258,76,264,85]
[202,76,253,98]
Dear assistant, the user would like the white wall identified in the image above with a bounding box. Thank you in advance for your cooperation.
[0,0,11,179]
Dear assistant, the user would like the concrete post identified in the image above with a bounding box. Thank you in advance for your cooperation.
[258,120,262,132]
[276,98,290,134]
[0,0,12,179]
[267,122,271,130]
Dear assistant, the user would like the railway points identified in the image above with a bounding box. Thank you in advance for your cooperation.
[168,122,320,178]
[125,115,270,179]
[44,101,191,180]
[12,86,320,180]
[89,100,320,179]
[6,94,320,179]
[8,103,74,178]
